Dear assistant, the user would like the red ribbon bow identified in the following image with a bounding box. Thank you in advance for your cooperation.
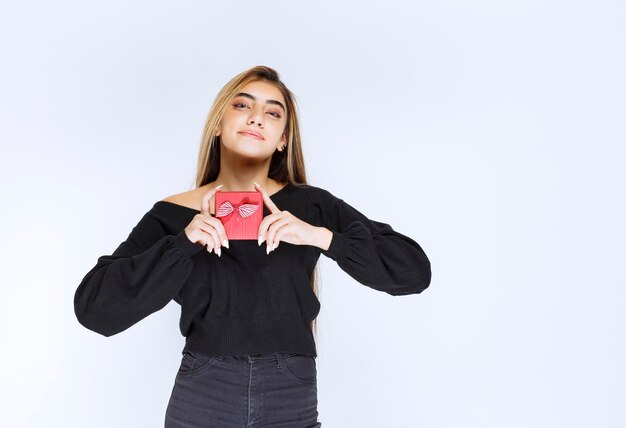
[215,199,260,222]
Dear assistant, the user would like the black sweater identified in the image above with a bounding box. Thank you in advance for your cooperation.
[74,182,431,358]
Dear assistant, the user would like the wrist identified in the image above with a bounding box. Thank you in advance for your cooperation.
[313,226,333,251]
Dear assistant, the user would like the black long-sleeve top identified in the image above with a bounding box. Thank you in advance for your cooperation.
[73,182,431,357]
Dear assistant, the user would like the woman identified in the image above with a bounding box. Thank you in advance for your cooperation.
[74,65,432,427]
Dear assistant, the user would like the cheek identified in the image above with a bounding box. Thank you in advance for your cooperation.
[222,110,246,125]
[268,121,286,138]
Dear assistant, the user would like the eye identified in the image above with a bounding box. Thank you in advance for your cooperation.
[233,101,281,118]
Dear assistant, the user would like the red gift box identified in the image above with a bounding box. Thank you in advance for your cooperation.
[213,190,264,240]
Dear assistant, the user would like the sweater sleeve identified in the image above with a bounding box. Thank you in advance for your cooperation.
[73,209,205,337]
[319,195,431,296]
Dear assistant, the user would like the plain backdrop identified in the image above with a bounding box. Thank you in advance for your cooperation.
[1,0,625,427]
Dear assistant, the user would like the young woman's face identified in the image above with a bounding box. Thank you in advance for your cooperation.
[216,80,287,160]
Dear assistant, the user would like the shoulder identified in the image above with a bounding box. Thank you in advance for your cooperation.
[293,183,342,203]
[161,191,188,205]
[160,189,202,210]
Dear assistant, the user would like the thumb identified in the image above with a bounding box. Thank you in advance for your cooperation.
[200,184,224,216]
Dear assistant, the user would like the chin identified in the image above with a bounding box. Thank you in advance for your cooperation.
[222,140,273,159]
[230,147,272,160]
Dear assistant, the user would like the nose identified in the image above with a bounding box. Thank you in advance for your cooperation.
[247,108,264,127]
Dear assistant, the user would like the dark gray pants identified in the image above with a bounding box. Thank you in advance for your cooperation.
[164,351,322,427]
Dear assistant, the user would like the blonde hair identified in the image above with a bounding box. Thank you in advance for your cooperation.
[191,65,320,341]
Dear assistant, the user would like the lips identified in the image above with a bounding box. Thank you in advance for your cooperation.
[239,131,264,140]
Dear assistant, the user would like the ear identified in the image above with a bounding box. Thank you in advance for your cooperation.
[215,127,221,137]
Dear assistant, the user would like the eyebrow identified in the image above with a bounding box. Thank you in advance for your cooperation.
[234,92,286,113]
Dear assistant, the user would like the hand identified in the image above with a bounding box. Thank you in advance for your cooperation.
[183,184,229,257]
[254,181,323,254]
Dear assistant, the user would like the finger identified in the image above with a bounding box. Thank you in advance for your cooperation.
[200,218,224,257]
[205,235,216,254]
[202,214,229,249]
[201,184,224,216]
[273,229,284,250]
[265,216,291,253]
[192,228,214,253]
[258,212,281,246]
[194,220,217,253]
[205,234,214,253]
[259,210,289,245]
[252,181,281,214]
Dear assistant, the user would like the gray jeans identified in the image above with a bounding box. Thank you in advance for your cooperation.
[164,351,322,427]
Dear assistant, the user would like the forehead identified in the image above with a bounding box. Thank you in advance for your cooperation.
[236,81,286,105]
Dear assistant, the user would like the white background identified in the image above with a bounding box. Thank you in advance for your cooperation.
[1,0,625,427]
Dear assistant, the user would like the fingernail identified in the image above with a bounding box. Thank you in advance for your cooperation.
[266,245,270,255]
[258,236,263,246]
[274,242,278,250]
[222,239,229,248]
[216,247,221,257]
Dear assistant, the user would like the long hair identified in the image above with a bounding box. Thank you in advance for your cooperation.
[190,65,320,340]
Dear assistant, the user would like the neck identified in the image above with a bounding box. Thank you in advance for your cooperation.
[215,148,275,192]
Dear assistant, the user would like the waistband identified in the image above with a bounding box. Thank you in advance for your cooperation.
[230,352,299,362]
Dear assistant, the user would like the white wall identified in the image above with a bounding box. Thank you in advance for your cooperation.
[1,0,624,426]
